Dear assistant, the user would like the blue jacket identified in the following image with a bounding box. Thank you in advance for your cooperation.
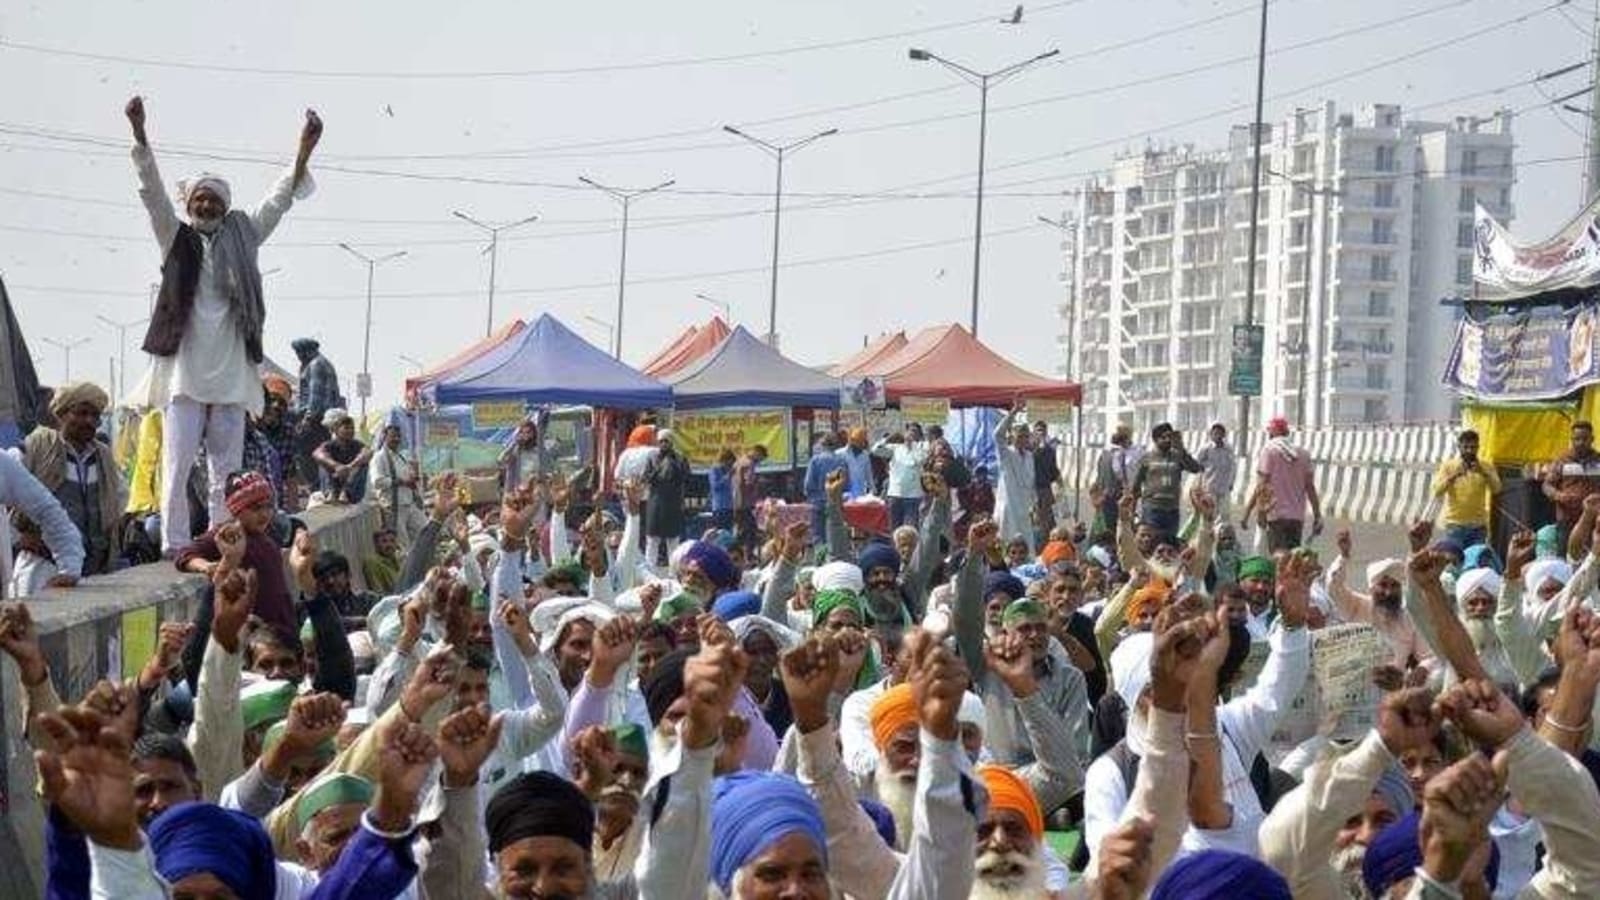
[804,452,848,501]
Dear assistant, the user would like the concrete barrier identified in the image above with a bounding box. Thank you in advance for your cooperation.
[0,502,377,897]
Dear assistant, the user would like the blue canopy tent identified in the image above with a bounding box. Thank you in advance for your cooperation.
[664,325,841,409]
[425,313,671,410]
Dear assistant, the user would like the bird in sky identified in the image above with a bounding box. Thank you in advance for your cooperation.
[1002,4,1023,24]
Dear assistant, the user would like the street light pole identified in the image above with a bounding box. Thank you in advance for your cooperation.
[909,46,1059,337]
[338,243,408,424]
[579,176,675,360]
[695,292,733,323]
[41,336,90,382]
[721,125,837,346]
[452,210,539,338]
[95,313,149,407]
[1235,0,1269,457]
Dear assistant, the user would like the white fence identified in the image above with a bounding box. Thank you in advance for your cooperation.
[1058,423,1462,526]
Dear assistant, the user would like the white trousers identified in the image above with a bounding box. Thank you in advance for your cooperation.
[161,397,245,551]
[645,536,680,570]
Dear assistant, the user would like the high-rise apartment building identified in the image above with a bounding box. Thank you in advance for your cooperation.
[1055,101,1514,435]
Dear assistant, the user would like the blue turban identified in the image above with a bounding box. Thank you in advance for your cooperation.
[1431,537,1465,561]
[148,802,275,900]
[1462,543,1501,574]
[858,797,897,848]
[1363,809,1499,896]
[983,570,1026,603]
[1013,562,1048,584]
[858,541,901,578]
[712,590,761,622]
[711,771,827,894]
[683,540,740,591]
[1150,849,1291,900]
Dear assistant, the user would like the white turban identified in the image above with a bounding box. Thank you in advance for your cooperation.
[1110,631,1155,712]
[1454,568,1503,605]
[323,407,351,429]
[669,541,696,571]
[730,615,802,651]
[175,173,232,208]
[813,561,865,595]
[958,692,986,731]
[1366,558,1405,589]
[530,596,590,641]
[538,602,616,654]
[1524,559,1573,595]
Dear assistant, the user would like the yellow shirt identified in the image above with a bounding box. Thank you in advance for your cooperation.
[126,410,162,515]
[1431,457,1501,527]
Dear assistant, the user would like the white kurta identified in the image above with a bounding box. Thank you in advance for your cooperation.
[133,144,312,417]
[992,411,1035,551]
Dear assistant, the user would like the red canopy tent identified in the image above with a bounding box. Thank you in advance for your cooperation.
[403,318,527,406]
[640,317,732,378]
[830,331,908,377]
[869,324,1081,407]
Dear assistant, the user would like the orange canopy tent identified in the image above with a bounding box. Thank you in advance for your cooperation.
[865,323,1081,407]
[830,331,908,377]
[640,317,732,379]
[403,319,527,407]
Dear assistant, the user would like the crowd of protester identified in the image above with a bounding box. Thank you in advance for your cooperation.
[8,391,1600,899]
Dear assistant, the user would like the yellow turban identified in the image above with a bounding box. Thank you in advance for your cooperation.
[49,382,109,418]
[977,764,1044,838]
[869,682,918,751]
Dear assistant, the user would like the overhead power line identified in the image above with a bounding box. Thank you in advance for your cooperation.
[0,1,1091,80]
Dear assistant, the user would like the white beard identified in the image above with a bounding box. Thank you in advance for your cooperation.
[875,760,918,853]
[191,213,223,234]
[1330,843,1367,900]
[970,848,1046,900]
[1464,617,1517,686]
[651,728,678,764]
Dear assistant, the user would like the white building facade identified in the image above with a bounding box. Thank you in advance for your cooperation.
[1056,101,1514,436]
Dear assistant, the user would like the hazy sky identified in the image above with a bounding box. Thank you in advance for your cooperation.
[0,0,1589,408]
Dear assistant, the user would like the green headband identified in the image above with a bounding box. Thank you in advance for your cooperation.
[295,773,374,831]
[610,722,649,761]
[1238,556,1276,582]
[261,720,335,762]
[812,589,864,629]
[241,680,297,733]
[545,559,588,588]
[1001,598,1047,627]
[654,592,702,623]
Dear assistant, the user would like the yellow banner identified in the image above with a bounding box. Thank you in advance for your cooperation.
[120,606,158,682]
[671,408,792,471]
[1026,399,1075,424]
[472,400,527,431]
[900,396,949,425]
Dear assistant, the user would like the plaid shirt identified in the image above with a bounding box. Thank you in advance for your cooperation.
[295,355,342,421]
[241,425,284,503]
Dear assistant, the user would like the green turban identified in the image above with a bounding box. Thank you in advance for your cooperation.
[1238,556,1276,582]
[610,722,649,761]
[295,773,374,831]
[240,680,297,733]
[1001,598,1047,627]
[654,592,702,623]
[812,589,865,629]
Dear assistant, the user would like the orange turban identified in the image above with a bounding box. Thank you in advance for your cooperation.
[627,424,657,448]
[848,427,868,444]
[263,375,292,400]
[977,764,1043,838]
[1126,581,1171,625]
[1040,540,1076,568]
[869,683,918,751]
